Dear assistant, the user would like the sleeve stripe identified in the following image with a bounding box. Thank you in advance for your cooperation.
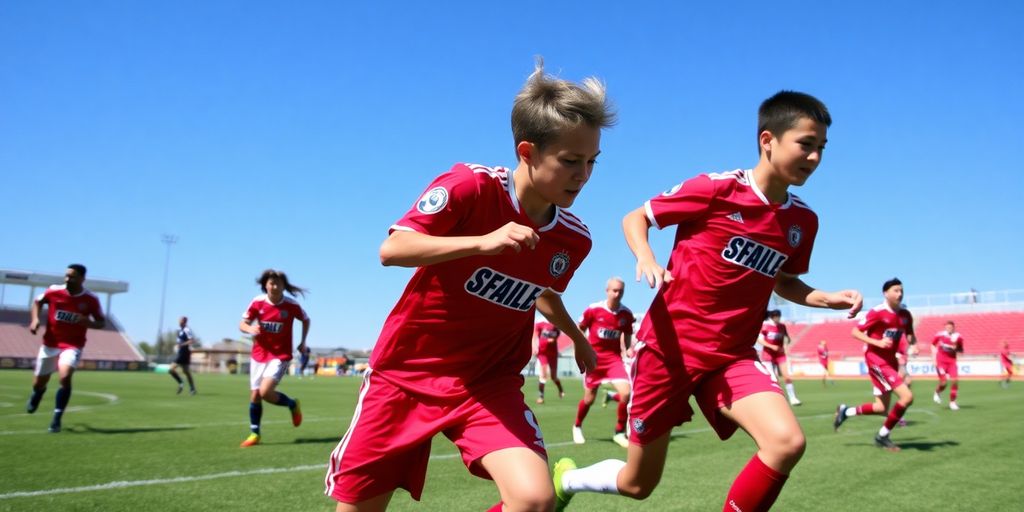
[644,200,662,229]
[558,218,591,239]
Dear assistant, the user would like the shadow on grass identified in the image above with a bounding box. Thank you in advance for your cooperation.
[72,424,193,435]
[895,438,960,451]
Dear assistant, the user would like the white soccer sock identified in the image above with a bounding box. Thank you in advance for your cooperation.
[845,407,858,418]
[786,382,797,399]
[879,426,891,437]
[562,459,626,495]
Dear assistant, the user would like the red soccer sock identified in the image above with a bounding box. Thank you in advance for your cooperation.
[615,400,628,433]
[856,403,877,415]
[950,385,958,402]
[724,454,788,512]
[883,403,908,430]
[609,392,621,402]
[575,400,591,427]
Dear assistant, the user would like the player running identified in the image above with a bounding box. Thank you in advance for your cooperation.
[758,309,801,405]
[931,320,965,410]
[533,320,565,404]
[169,316,197,395]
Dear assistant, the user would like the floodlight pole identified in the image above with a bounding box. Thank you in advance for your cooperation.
[157,234,178,346]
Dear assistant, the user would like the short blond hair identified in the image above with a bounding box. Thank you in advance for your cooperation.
[511,57,616,153]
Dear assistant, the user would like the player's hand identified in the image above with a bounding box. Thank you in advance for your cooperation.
[879,337,894,349]
[825,290,863,318]
[635,257,672,289]
[625,347,636,359]
[573,341,597,373]
[478,222,539,255]
[249,324,261,336]
[29,320,40,335]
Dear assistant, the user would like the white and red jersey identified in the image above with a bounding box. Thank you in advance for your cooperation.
[817,345,829,362]
[1001,347,1013,366]
[580,301,635,358]
[36,285,104,350]
[635,169,818,370]
[857,303,914,367]
[243,294,308,363]
[932,331,964,360]
[371,163,592,399]
[759,320,788,358]
[534,321,561,355]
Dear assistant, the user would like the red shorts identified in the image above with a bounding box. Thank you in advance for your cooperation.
[536,347,559,372]
[584,354,628,389]
[762,352,787,367]
[1004,361,1014,375]
[818,358,829,369]
[936,356,959,379]
[627,341,783,444]
[867,361,904,396]
[324,369,546,504]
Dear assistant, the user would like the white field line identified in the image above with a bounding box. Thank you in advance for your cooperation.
[0,413,855,500]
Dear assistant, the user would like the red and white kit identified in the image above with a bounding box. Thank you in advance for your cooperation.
[1001,347,1014,375]
[534,321,561,368]
[629,169,818,443]
[325,163,592,503]
[817,344,829,369]
[760,320,789,366]
[932,330,964,379]
[242,295,308,363]
[579,302,634,389]
[857,303,914,395]
[37,285,104,350]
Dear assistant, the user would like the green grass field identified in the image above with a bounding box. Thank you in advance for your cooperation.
[1,370,1021,511]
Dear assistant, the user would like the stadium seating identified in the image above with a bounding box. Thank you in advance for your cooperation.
[0,308,144,363]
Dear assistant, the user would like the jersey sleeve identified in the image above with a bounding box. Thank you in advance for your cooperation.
[242,301,259,321]
[643,174,715,230]
[89,295,106,321]
[295,303,309,321]
[857,310,878,333]
[390,164,480,237]
[904,311,915,336]
[579,308,593,330]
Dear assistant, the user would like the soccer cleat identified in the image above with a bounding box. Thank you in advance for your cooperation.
[536,397,545,405]
[240,433,261,447]
[176,384,184,395]
[190,389,197,396]
[612,432,629,448]
[833,404,848,431]
[949,401,960,411]
[874,433,900,452]
[789,397,802,406]
[572,426,586,444]
[553,458,577,512]
[559,391,566,399]
[26,398,39,414]
[602,391,613,408]
[933,392,942,405]
[290,399,303,427]
[48,422,61,434]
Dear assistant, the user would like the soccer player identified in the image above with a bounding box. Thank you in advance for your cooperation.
[298,344,312,379]
[817,340,832,386]
[833,278,915,451]
[324,59,610,512]
[553,91,863,512]
[574,277,635,448]
[533,320,565,404]
[1000,340,1013,388]
[931,320,965,410]
[169,316,197,395]
[238,269,309,448]
[758,309,801,405]
[26,264,106,433]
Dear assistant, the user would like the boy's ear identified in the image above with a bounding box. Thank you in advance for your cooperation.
[516,140,536,165]
[758,130,775,156]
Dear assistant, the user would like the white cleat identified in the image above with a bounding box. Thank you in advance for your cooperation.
[949,401,960,411]
[789,397,802,406]
[933,392,942,405]
[572,426,586,444]
[612,432,629,448]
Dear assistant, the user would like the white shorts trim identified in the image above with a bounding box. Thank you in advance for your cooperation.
[34,346,82,376]
[250,359,288,390]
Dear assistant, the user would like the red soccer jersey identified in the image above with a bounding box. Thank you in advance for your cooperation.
[759,320,788,357]
[243,294,308,363]
[857,303,914,367]
[635,169,818,370]
[1001,347,1012,366]
[36,285,104,350]
[932,331,964,360]
[371,163,592,399]
[817,345,829,361]
[580,302,635,360]
[534,321,561,354]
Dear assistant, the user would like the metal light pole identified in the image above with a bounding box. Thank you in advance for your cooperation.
[157,234,178,347]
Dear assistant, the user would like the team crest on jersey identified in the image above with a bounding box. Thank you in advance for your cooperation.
[661,183,683,197]
[416,186,449,214]
[280,310,289,319]
[787,225,802,248]
[549,251,570,278]
[78,303,88,311]
[632,417,646,434]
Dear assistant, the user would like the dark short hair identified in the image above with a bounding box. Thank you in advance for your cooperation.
[765,309,782,319]
[758,91,831,154]
[882,277,903,292]
[68,264,87,277]
[257,269,307,298]
[946,320,955,326]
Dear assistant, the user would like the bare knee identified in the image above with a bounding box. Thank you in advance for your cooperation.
[500,489,554,512]
[617,474,660,500]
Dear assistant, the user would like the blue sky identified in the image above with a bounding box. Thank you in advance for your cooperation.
[2,1,1022,350]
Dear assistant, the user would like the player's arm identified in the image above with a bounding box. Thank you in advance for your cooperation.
[239,318,260,336]
[531,329,540,357]
[850,326,890,349]
[621,332,635,358]
[380,223,539,268]
[758,332,780,352]
[623,207,672,289]
[298,316,310,353]
[774,272,863,318]
[84,304,106,330]
[29,295,45,334]
[535,290,596,373]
